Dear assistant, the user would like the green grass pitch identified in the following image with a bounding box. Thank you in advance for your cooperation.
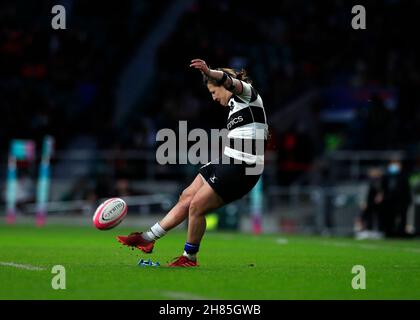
[1,224,420,300]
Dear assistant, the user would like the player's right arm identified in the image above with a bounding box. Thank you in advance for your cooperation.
[190,58,246,97]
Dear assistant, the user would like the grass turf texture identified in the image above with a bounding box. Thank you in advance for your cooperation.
[1,224,420,300]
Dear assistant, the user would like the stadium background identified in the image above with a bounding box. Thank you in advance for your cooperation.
[1,0,420,236]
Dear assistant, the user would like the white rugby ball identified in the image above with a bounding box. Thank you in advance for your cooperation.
[93,198,128,230]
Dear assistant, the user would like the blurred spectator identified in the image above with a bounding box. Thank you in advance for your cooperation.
[382,158,412,237]
[356,167,386,240]
[357,160,413,239]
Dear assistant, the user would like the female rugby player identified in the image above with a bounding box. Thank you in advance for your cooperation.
[117,59,268,267]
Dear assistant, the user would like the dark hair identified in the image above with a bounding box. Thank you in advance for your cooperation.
[203,67,252,86]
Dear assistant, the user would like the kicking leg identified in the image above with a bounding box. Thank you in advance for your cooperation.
[187,182,224,247]
[169,182,224,266]
[116,175,204,252]
[159,174,204,231]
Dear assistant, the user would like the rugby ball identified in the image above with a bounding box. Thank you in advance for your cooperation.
[93,198,128,230]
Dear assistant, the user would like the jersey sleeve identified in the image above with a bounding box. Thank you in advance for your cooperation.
[236,81,257,103]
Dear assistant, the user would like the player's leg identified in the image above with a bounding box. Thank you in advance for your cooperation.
[116,175,204,252]
[187,182,224,244]
[158,174,204,231]
[169,182,224,266]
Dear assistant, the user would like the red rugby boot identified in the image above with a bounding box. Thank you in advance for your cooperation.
[168,255,198,267]
[116,232,155,253]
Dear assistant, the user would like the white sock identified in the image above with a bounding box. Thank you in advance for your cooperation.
[142,223,167,242]
[183,251,197,261]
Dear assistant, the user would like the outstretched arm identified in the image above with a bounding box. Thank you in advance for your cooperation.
[190,58,244,95]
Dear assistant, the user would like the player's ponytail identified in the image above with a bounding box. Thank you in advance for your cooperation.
[234,68,252,85]
[219,68,252,85]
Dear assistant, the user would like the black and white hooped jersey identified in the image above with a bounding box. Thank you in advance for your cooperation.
[224,81,268,164]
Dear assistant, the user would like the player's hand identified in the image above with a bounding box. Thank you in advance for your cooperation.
[190,59,210,75]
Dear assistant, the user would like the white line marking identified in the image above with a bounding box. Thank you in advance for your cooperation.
[404,248,420,254]
[319,241,420,254]
[161,290,214,300]
[323,241,352,247]
[359,244,381,250]
[0,261,46,271]
[275,238,289,245]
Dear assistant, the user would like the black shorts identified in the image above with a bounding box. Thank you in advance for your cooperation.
[198,155,263,204]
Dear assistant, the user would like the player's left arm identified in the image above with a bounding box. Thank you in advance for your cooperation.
[190,58,251,100]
